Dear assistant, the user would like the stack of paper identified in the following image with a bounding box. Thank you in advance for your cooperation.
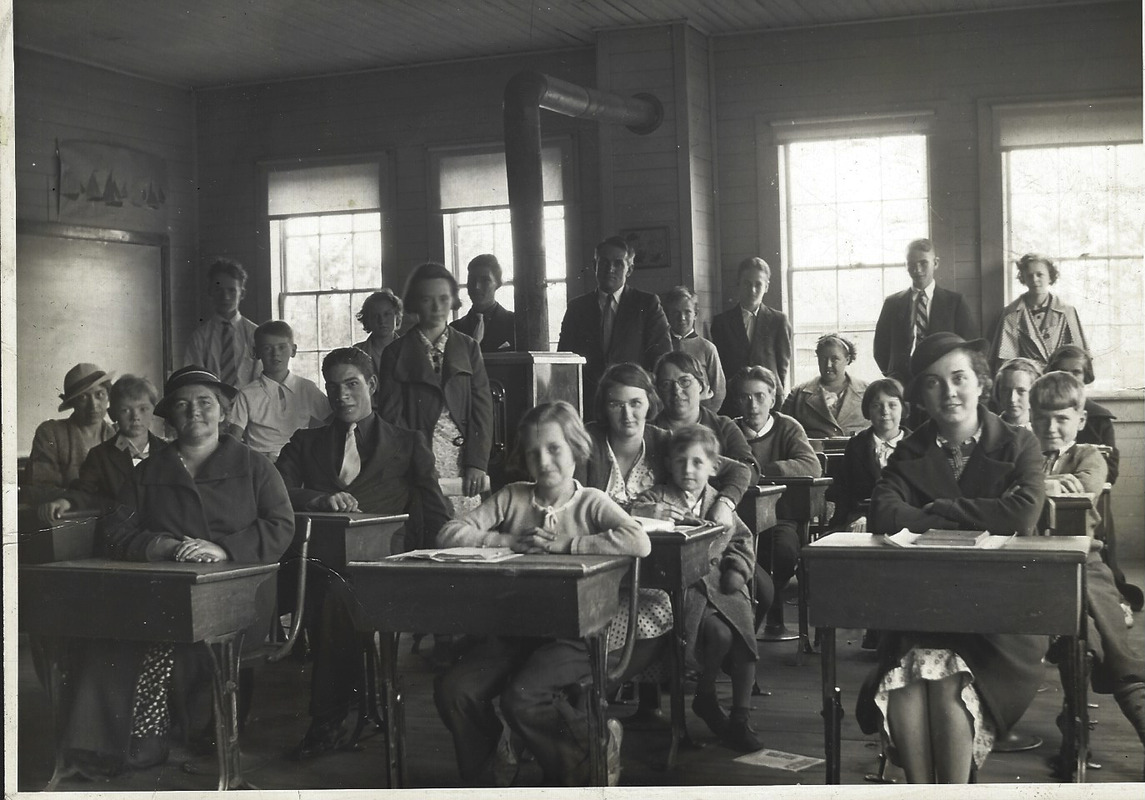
[389,547,521,563]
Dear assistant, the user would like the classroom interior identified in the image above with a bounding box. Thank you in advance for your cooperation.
[4,0,1144,793]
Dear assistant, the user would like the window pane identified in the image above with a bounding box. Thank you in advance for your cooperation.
[791,270,838,329]
[320,232,353,290]
[790,203,838,269]
[317,293,353,349]
[546,282,566,349]
[353,230,382,289]
[283,295,318,350]
[292,351,321,388]
[285,235,320,291]
[285,216,320,236]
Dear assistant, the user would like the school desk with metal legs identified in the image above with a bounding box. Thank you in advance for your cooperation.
[19,558,279,791]
[644,522,725,769]
[346,554,633,787]
[803,532,1091,784]
[756,476,832,653]
[1040,493,1094,538]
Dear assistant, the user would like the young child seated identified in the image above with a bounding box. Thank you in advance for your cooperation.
[230,320,328,461]
[1029,371,1145,771]
[992,357,1042,429]
[830,378,908,528]
[731,365,820,635]
[633,425,762,751]
[433,401,653,787]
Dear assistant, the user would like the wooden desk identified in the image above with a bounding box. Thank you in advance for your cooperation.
[757,476,832,653]
[737,483,786,535]
[809,437,851,453]
[803,533,1091,784]
[644,523,725,769]
[17,506,98,563]
[347,554,632,788]
[1041,493,1094,538]
[294,511,408,569]
[20,558,279,790]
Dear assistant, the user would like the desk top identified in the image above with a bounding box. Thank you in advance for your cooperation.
[744,484,786,498]
[349,553,628,577]
[1045,493,1095,509]
[646,522,725,544]
[807,532,1090,560]
[809,437,851,453]
[295,511,410,527]
[758,476,832,487]
[21,558,278,582]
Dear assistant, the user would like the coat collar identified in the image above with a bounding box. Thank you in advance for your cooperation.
[139,433,250,486]
[390,328,477,386]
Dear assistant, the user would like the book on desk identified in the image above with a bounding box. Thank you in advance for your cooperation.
[882,529,1007,549]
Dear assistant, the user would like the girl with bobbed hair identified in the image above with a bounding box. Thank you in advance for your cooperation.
[353,289,404,380]
[990,357,1042,428]
[990,253,1087,371]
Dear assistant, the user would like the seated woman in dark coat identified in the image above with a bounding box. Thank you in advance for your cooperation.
[861,333,1045,783]
[61,366,293,777]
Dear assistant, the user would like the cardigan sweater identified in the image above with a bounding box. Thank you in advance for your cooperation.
[437,481,650,557]
[102,434,294,564]
[736,412,822,478]
[27,417,116,504]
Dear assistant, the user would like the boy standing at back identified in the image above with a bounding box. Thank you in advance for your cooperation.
[1030,371,1145,773]
[184,258,261,388]
[231,320,329,461]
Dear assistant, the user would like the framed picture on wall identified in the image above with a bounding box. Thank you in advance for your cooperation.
[619,226,671,270]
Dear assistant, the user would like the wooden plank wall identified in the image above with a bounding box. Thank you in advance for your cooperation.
[13,50,198,359]
[193,50,601,322]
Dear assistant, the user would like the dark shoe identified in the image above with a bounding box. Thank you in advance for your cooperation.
[860,629,879,650]
[289,720,348,761]
[1114,682,1145,746]
[127,735,169,770]
[723,714,764,752]
[692,692,728,738]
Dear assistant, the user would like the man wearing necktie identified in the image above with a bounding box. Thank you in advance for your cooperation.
[557,235,672,406]
[183,259,262,389]
[276,347,452,759]
[873,239,977,387]
[450,254,516,353]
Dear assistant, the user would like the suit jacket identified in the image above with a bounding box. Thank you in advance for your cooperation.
[451,302,515,353]
[64,433,167,513]
[275,412,452,550]
[708,304,792,399]
[782,376,868,438]
[1080,399,1118,483]
[873,285,977,383]
[377,328,493,471]
[557,285,672,398]
[829,426,910,525]
[869,407,1044,535]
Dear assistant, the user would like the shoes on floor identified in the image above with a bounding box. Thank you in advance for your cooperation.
[288,719,348,761]
[606,717,623,786]
[692,691,728,738]
[126,735,169,770]
[723,714,764,753]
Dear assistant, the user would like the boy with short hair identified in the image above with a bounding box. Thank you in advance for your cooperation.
[663,286,726,412]
[231,320,328,461]
[183,258,261,388]
[1030,371,1145,772]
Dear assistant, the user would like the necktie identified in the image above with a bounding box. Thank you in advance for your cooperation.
[218,320,237,387]
[472,311,486,345]
[338,423,361,486]
[1043,449,1059,475]
[601,296,616,354]
[913,291,929,349]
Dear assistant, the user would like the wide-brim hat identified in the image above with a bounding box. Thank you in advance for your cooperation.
[58,363,116,411]
[154,365,239,419]
[909,332,989,392]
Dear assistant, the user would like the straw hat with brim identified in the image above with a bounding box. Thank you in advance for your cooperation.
[908,332,990,397]
[58,363,116,411]
[154,366,239,419]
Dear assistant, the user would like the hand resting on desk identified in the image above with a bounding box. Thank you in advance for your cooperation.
[312,491,360,512]
[515,526,574,554]
[1046,474,1086,495]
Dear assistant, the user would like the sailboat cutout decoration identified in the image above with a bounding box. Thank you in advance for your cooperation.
[58,140,169,226]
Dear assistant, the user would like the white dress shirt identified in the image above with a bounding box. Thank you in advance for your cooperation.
[230,371,329,460]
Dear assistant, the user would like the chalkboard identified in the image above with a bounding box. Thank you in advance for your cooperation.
[16,223,170,453]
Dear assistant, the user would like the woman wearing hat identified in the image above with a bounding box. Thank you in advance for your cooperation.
[859,333,1046,783]
[60,366,293,777]
[26,363,117,505]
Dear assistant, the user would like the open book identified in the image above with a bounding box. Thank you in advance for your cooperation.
[389,547,521,563]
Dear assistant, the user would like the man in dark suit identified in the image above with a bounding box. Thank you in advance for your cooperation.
[276,346,451,759]
[557,235,672,403]
[709,256,792,412]
[450,253,516,353]
[873,238,977,385]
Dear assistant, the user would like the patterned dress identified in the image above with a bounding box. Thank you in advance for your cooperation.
[418,327,482,515]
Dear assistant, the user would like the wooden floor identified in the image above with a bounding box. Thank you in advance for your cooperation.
[17,563,1145,792]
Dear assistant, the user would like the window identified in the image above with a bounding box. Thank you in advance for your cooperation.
[433,143,570,349]
[996,99,1143,391]
[267,160,389,385]
[777,119,931,385]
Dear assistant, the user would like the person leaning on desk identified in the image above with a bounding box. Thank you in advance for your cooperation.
[859,333,1046,784]
[60,366,294,778]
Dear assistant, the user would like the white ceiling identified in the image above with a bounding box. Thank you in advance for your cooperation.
[15,0,1112,88]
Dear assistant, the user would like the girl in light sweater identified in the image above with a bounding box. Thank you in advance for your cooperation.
[434,401,653,787]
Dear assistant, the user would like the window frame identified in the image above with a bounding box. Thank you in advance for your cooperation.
[978,95,1143,397]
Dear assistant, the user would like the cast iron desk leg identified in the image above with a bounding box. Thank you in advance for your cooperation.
[820,626,841,784]
[374,631,405,788]
[586,631,609,786]
[204,634,251,791]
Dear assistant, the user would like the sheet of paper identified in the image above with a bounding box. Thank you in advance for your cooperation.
[389,547,521,563]
[733,748,825,772]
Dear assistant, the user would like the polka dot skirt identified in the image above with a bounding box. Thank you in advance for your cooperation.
[130,643,175,737]
[606,588,673,652]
